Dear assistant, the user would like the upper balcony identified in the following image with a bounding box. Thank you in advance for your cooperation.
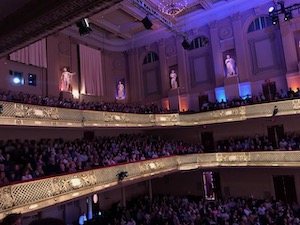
[0,98,299,128]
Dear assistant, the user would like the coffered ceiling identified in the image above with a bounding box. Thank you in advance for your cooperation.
[0,0,274,56]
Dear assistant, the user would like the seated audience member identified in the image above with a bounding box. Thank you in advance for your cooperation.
[0,171,9,186]
[1,213,22,225]
[21,169,33,181]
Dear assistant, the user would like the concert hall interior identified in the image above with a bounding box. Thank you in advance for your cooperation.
[1,0,300,224]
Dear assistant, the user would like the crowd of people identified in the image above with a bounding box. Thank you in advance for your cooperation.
[1,131,300,186]
[2,195,300,225]
[97,195,300,225]
[1,87,300,115]
[0,134,204,186]
[0,90,169,114]
[216,133,300,152]
[200,88,300,112]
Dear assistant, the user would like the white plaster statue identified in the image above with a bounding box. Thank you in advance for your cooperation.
[61,67,75,91]
[225,55,237,77]
[170,70,178,89]
[117,81,125,99]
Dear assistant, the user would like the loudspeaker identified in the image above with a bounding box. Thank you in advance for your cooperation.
[182,39,191,50]
[142,16,153,30]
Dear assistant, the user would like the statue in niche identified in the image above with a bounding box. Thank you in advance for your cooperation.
[170,70,178,89]
[117,81,125,99]
[225,55,237,77]
[60,67,75,92]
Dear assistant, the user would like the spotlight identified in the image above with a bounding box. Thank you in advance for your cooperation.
[142,16,152,30]
[182,39,191,50]
[271,16,279,25]
[268,6,275,13]
[116,171,128,182]
[284,10,293,21]
[76,18,92,36]
[13,77,21,84]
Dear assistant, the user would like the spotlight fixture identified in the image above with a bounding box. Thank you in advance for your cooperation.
[269,1,300,24]
[142,16,153,30]
[271,16,279,25]
[116,171,128,182]
[76,18,92,36]
[284,10,293,21]
[268,6,275,13]
[182,39,191,50]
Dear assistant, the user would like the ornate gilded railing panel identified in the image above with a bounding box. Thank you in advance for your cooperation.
[0,99,299,128]
[1,151,300,219]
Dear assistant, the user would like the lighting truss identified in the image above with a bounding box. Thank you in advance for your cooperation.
[269,1,300,23]
[132,0,185,38]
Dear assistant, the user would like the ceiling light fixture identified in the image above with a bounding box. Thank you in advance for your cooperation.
[158,0,188,17]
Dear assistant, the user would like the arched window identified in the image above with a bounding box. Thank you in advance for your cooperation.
[247,16,273,33]
[190,36,210,50]
[143,52,159,64]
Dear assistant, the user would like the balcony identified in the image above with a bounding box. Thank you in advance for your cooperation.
[0,99,299,128]
[1,151,300,219]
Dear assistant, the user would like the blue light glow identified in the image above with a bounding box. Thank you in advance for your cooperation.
[215,87,226,102]
[13,77,21,84]
[238,82,252,99]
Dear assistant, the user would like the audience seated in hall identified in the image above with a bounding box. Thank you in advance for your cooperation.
[1,132,300,186]
[94,194,300,225]
[1,87,300,114]
[0,90,170,114]
[217,133,300,152]
[0,134,204,186]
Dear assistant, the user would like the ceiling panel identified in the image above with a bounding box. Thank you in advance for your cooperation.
[103,8,137,26]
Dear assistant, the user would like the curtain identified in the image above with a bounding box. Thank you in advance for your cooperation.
[9,39,47,68]
[79,44,103,96]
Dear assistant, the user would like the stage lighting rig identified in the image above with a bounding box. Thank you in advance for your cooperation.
[269,1,300,24]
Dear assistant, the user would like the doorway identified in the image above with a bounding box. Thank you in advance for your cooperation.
[201,132,214,152]
[262,81,276,101]
[273,175,297,203]
[267,125,284,149]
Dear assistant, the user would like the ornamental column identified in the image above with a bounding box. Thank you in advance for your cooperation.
[127,48,142,102]
[279,20,298,73]
[231,13,248,82]
[209,21,224,87]
[158,39,169,97]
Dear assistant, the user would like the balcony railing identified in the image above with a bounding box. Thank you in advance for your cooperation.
[0,99,299,127]
[1,151,300,219]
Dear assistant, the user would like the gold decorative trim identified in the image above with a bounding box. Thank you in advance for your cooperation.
[0,100,296,128]
[1,151,300,219]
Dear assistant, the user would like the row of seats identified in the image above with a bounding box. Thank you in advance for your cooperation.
[1,132,300,186]
[92,194,300,225]
[0,134,204,186]
[1,88,300,114]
